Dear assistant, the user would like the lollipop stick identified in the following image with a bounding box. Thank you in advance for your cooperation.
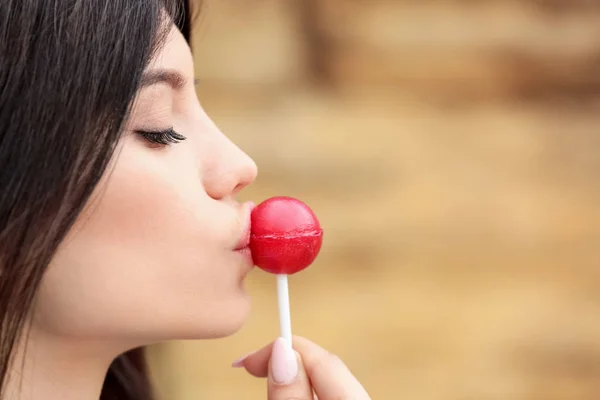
[276,273,292,347]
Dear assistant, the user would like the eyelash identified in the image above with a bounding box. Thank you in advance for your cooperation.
[136,128,187,146]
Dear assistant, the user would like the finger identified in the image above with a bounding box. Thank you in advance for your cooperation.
[233,336,370,399]
[267,338,313,400]
[233,335,324,377]
[232,341,274,377]
[265,337,367,399]
[304,350,370,400]
[233,336,314,377]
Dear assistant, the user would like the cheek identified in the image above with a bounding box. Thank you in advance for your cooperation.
[34,141,249,340]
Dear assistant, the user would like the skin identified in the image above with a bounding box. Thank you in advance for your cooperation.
[36,24,258,345]
[5,21,370,400]
[238,336,372,400]
[7,24,257,400]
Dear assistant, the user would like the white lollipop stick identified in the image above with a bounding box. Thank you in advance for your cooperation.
[276,273,292,348]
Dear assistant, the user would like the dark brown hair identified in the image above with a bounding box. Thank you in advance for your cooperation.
[0,1,192,399]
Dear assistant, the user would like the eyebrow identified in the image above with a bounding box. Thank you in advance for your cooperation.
[140,69,187,90]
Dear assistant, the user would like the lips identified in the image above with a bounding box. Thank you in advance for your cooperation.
[233,201,255,251]
[233,226,250,251]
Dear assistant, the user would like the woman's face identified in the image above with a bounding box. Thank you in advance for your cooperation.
[33,24,258,344]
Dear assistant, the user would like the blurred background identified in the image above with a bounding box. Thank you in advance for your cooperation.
[149,0,600,399]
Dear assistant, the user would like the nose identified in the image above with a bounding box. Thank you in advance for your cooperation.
[203,132,258,201]
[228,151,258,198]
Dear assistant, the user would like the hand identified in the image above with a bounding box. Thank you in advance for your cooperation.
[233,335,371,400]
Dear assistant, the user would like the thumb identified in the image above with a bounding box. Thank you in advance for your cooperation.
[268,338,313,400]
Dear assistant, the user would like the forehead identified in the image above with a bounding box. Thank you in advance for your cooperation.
[147,24,193,73]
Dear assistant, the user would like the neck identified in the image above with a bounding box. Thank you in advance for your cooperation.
[5,327,124,400]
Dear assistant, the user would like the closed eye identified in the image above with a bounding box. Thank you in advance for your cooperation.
[136,128,186,147]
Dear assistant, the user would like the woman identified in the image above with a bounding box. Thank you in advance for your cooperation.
[0,1,370,399]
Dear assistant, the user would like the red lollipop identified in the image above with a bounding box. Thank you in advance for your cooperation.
[250,196,323,275]
[249,196,323,346]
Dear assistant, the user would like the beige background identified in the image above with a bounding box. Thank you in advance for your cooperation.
[149,1,600,399]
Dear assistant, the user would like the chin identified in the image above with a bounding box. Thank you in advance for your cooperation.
[172,292,252,340]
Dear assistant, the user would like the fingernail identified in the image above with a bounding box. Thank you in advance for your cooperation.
[270,337,298,385]
[231,352,253,368]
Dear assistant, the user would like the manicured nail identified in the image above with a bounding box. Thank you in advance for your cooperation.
[231,352,253,368]
[270,338,298,384]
